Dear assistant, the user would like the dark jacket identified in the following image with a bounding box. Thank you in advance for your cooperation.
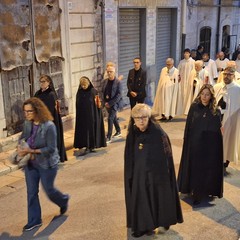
[103,77,124,111]
[127,68,147,99]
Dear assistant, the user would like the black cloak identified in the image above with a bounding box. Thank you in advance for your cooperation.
[34,88,67,162]
[73,82,106,149]
[124,119,183,233]
[177,102,223,198]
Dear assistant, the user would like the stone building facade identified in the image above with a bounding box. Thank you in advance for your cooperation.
[103,0,240,105]
[0,0,239,143]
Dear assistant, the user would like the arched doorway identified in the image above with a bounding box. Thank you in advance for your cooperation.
[200,27,211,54]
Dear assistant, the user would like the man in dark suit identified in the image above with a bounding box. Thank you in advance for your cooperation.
[127,57,147,109]
[104,66,124,143]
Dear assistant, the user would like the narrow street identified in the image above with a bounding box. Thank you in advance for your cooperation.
[0,109,240,240]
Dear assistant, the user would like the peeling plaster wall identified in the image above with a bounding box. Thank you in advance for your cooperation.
[33,0,62,62]
[0,1,33,71]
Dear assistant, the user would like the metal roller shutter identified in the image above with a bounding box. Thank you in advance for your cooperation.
[119,9,140,105]
[156,9,172,81]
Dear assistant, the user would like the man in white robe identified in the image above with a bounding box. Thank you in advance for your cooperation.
[153,58,180,121]
[178,48,195,115]
[215,51,229,76]
[184,60,209,114]
[217,61,240,83]
[214,66,240,165]
[202,52,218,86]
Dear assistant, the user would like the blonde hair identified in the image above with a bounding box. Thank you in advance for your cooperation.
[131,104,151,118]
[80,76,90,85]
[106,61,116,68]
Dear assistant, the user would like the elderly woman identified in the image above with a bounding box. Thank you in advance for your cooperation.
[17,97,69,232]
[124,104,183,238]
[74,76,106,156]
[34,75,67,162]
[178,84,223,205]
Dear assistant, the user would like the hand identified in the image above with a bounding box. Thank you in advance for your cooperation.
[130,91,137,97]
[105,102,110,108]
[217,67,223,72]
[118,75,123,81]
[17,145,31,157]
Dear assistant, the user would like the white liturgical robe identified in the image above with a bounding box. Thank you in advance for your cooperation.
[178,57,195,114]
[153,66,180,118]
[184,68,209,114]
[203,59,218,85]
[214,81,240,164]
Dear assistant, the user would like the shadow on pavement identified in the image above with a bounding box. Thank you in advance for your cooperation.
[0,215,68,240]
[224,166,240,188]
[181,193,240,235]
[126,227,184,240]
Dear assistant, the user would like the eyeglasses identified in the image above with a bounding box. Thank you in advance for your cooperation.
[223,73,234,76]
[133,116,148,121]
[133,61,140,64]
[24,110,35,113]
[39,80,47,83]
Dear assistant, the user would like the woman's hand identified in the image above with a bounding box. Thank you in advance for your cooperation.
[17,145,31,157]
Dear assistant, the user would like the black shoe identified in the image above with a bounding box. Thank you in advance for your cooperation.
[164,226,170,231]
[131,231,146,238]
[78,148,90,157]
[193,200,201,206]
[167,116,173,121]
[224,160,230,168]
[160,117,167,122]
[23,222,42,232]
[60,194,70,215]
[112,132,121,138]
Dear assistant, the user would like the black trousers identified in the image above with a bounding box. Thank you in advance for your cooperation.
[129,97,145,109]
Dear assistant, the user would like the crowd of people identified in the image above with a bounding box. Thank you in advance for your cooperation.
[15,45,240,237]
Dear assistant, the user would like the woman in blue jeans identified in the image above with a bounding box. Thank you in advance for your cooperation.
[17,97,69,232]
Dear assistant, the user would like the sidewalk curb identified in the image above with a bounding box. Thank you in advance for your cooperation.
[0,108,131,177]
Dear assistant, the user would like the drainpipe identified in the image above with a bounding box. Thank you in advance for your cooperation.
[99,1,106,67]
[216,0,221,54]
[181,0,187,58]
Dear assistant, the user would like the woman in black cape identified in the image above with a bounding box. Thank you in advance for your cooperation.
[34,75,67,162]
[177,84,223,205]
[73,76,106,155]
[124,104,183,238]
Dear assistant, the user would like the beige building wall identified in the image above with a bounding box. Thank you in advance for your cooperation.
[59,0,103,115]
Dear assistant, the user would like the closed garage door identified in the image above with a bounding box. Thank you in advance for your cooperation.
[119,9,141,104]
[156,9,172,80]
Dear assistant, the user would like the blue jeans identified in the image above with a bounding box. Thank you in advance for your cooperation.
[107,107,120,138]
[24,163,68,225]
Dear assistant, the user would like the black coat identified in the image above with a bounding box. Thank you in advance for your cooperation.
[124,119,183,233]
[177,102,223,198]
[74,85,106,149]
[34,88,67,162]
[127,68,147,100]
